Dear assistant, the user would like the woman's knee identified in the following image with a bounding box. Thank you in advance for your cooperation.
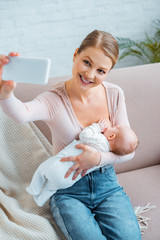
[119,220,141,240]
[94,190,141,240]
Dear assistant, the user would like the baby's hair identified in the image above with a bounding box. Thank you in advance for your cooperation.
[78,30,119,68]
[112,127,139,156]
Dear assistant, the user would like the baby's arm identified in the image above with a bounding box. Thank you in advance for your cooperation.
[79,119,107,144]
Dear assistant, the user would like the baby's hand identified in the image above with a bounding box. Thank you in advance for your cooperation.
[98,118,108,132]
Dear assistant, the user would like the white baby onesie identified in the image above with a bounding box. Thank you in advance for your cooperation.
[26,123,110,207]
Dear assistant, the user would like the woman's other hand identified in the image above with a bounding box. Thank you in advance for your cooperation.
[0,52,19,100]
[60,144,101,180]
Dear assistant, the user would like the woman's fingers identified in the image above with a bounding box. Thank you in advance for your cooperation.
[61,144,99,179]
[0,52,19,99]
[60,144,86,164]
[0,55,9,72]
[72,167,83,180]
[8,52,20,57]
[64,163,79,178]
[65,163,84,180]
[75,143,87,150]
[0,52,19,69]
[60,156,76,163]
[81,169,88,177]
[60,156,80,178]
[0,53,19,75]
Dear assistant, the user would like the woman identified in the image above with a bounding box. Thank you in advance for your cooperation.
[0,30,141,240]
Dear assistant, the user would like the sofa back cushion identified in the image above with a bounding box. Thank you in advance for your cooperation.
[108,63,160,173]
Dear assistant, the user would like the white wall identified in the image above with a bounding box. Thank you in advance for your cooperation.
[0,0,159,77]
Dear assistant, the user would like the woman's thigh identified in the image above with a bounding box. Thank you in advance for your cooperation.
[49,166,141,240]
[50,194,106,240]
[94,190,141,240]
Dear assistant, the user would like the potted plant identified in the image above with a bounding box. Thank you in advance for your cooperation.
[117,20,160,64]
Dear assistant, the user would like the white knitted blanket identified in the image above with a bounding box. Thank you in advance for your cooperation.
[0,109,66,240]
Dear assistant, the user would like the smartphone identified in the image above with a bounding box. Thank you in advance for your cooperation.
[2,56,51,85]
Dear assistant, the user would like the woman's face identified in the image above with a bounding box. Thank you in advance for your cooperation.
[72,47,113,90]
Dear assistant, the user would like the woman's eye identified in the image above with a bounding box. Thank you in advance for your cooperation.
[98,69,105,74]
[83,60,90,66]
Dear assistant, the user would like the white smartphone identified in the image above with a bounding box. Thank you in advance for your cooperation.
[2,56,51,85]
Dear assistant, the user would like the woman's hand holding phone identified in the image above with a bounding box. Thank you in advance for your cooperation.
[0,52,19,100]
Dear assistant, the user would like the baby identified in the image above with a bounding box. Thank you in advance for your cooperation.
[26,119,138,207]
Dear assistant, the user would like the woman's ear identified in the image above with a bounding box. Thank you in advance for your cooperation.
[73,48,79,61]
[107,134,116,141]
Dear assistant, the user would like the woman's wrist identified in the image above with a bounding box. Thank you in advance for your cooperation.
[0,94,12,100]
[0,92,13,101]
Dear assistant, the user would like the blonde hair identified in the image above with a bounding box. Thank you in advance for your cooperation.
[78,30,119,68]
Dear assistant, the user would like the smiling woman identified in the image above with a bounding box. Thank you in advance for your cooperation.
[0,30,141,240]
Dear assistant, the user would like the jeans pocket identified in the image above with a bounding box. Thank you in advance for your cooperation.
[104,166,117,181]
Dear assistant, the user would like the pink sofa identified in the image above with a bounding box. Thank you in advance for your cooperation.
[15,63,160,240]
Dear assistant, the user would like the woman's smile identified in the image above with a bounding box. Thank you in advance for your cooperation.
[79,74,93,85]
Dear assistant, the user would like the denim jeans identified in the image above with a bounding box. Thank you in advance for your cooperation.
[50,165,141,240]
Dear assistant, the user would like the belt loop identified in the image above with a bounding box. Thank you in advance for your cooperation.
[100,167,103,173]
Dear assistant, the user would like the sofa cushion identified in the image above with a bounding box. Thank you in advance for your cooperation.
[117,164,160,240]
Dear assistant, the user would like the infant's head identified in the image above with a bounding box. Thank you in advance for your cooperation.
[103,125,138,155]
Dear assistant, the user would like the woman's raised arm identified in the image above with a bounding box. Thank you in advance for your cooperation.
[0,93,50,123]
[0,52,51,123]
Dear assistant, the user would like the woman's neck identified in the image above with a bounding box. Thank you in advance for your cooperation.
[65,78,102,103]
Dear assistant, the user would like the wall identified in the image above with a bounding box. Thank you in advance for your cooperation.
[0,0,160,77]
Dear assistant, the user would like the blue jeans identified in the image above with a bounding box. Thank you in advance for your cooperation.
[50,165,141,240]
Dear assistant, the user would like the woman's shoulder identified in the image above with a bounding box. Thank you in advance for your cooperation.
[50,81,65,91]
[49,81,67,96]
[102,81,124,96]
[38,82,65,98]
[35,82,65,103]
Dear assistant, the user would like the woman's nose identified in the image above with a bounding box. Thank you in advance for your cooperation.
[85,69,95,79]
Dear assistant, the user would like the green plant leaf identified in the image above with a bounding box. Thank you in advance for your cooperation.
[119,49,142,60]
[117,37,138,49]
[117,19,160,64]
